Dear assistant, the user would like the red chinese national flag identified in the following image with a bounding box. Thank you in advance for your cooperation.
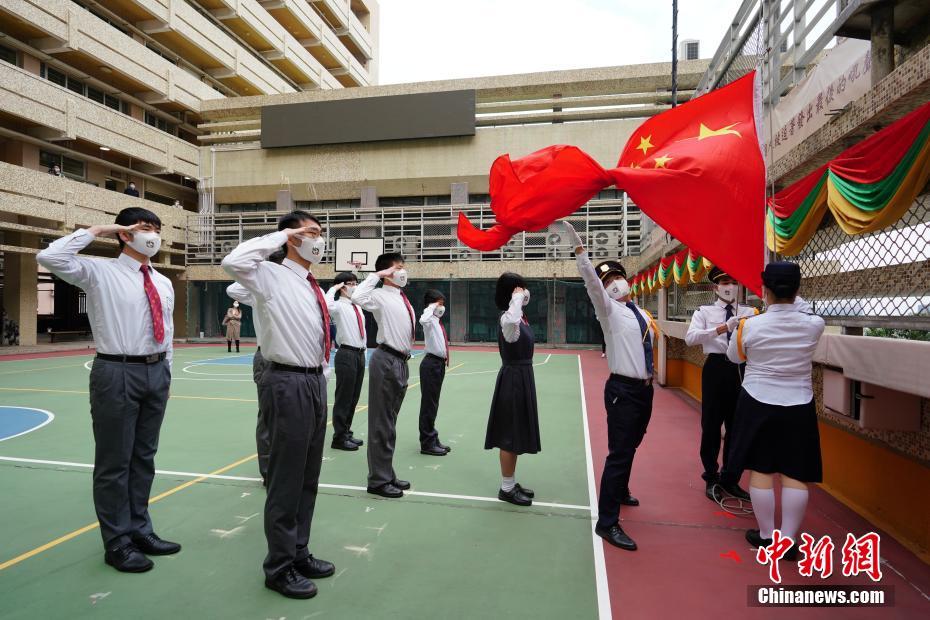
[457,71,766,294]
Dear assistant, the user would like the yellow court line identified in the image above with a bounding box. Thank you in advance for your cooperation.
[0,363,89,376]
[0,387,256,403]
[0,453,257,572]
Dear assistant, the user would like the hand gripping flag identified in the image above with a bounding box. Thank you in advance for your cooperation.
[457,71,766,294]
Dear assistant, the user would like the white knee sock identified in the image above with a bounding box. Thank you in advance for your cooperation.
[749,486,776,539]
[779,487,809,540]
[501,476,516,492]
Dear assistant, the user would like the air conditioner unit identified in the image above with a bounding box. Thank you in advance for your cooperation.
[591,230,621,259]
[458,248,477,261]
[546,231,570,259]
[501,237,520,259]
[390,236,420,255]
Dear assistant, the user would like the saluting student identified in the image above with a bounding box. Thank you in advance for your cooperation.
[565,221,656,551]
[37,207,180,573]
[685,267,757,503]
[352,253,415,498]
[326,272,367,452]
[485,272,539,507]
[727,262,824,561]
[418,289,452,456]
[222,210,335,599]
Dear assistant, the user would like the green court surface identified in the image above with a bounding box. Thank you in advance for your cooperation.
[0,347,604,619]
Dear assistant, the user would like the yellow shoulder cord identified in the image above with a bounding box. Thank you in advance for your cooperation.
[736,318,748,362]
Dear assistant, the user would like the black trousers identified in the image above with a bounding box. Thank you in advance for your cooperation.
[597,375,653,529]
[700,353,744,485]
[89,357,170,548]
[259,366,327,578]
[253,349,269,479]
[332,347,366,441]
[366,348,408,488]
[418,354,446,448]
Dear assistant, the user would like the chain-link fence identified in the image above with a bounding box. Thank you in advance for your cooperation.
[782,193,930,329]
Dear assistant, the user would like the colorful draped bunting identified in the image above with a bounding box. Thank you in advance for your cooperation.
[630,247,713,297]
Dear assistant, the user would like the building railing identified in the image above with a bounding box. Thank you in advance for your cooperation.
[186,200,641,266]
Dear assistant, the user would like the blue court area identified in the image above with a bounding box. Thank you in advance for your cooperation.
[0,407,54,442]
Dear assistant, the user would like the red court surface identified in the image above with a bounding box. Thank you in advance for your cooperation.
[579,349,930,618]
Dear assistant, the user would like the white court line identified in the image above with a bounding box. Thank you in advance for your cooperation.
[446,353,552,377]
[0,408,55,442]
[578,354,613,620]
[0,455,589,512]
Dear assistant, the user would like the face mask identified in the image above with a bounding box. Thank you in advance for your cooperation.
[717,284,738,303]
[297,235,326,264]
[127,231,161,257]
[233,302,239,308]
[343,285,356,298]
[390,269,408,288]
[521,289,531,306]
[434,305,446,318]
[606,278,630,301]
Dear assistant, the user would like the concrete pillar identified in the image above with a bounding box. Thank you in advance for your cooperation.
[451,182,468,206]
[276,189,294,212]
[548,281,566,345]
[170,273,188,339]
[450,280,468,343]
[870,2,894,85]
[2,234,38,346]
[360,186,378,209]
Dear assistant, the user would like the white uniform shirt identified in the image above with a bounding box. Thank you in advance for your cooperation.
[577,251,656,379]
[352,274,415,354]
[500,293,527,344]
[325,287,367,349]
[221,231,326,368]
[685,300,758,354]
[726,301,825,406]
[36,229,174,364]
[420,305,448,358]
[226,283,261,347]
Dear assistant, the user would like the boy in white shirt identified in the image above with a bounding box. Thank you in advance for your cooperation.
[418,289,452,456]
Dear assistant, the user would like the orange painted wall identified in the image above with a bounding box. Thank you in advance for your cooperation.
[665,358,702,401]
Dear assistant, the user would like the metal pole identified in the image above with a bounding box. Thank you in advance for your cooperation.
[671,0,678,107]
[622,192,629,256]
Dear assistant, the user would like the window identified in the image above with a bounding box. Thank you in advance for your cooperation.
[46,66,67,87]
[41,63,130,116]
[145,191,180,206]
[40,151,86,181]
[145,111,171,133]
[0,43,18,67]
[66,77,85,96]
[686,42,699,60]
[87,87,104,104]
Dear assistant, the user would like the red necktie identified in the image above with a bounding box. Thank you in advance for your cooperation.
[353,304,365,340]
[521,315,529,326]
[140,265,164,343]
[306,273,331,363]
[400,291,416,341]
[439,321,450,366]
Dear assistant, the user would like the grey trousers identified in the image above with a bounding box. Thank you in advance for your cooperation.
[259,366,327,578]
[253,349,270,479]
[418,354,446,448]
[88,357,170,548]
[332,347,366,441]
[366,348,408,488]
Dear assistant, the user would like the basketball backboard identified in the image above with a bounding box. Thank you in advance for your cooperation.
[335,238,384,272]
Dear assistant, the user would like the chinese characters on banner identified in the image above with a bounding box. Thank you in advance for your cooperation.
[756,530,883,584]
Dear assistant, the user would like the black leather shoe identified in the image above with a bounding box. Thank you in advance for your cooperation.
[391,479,411,491]
[348,436,363,446]
[436,441,451,452]
[722,483,751,501]
[498,487,532,506]
[514,483,534,498]
[783,542,801,562]
[104,543,154,573]
[367,483,404,498]
[331,438,359,451]
[131,533,181,555]
[595,524,637,551]
[265,567,317,599]
[619,494,640,506]
[420,444,448,456]
[745,529,773,549]
[294,555,335,579]
[705,481,723,503]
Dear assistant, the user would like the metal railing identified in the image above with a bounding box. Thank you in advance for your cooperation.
[186,200,641,265]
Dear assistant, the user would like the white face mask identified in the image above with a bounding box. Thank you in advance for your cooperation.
[606,278,630,301]
[433,305,446,318]
[343,285,356,298]
[233,302,239,308]
[297,235,326,264]
[521,289,531,306]
[127,231,161,257]
[716,284,738,303]
[390,269,408,288]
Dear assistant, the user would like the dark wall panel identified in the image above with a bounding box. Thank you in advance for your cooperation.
[261,90,476,148]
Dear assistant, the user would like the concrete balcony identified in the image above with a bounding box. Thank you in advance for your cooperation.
[336,10,374,62]
[0,62,198,177]
[97,0,294,96]
[0,161,187,251]
[0,0,222,112]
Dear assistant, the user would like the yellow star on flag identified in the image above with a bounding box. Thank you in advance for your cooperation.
[636,135,654,155]
[698,123,741,140]
[654,154,672,168]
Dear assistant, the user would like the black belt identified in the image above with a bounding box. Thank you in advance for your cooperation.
[268,361,324,375]
[339,345,366,353]
[706,353,733,360]
[256,346,261,352]
[502,359,533,366]
[378,344,411,361]
[96,352,166,364]
[610,373,653,387]
[425,353,447,362]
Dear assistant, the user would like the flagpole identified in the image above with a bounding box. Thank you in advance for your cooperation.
[761,0,773,269]
[671,0,678,107]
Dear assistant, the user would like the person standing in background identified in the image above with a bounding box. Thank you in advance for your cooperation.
[222,301,242,353]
